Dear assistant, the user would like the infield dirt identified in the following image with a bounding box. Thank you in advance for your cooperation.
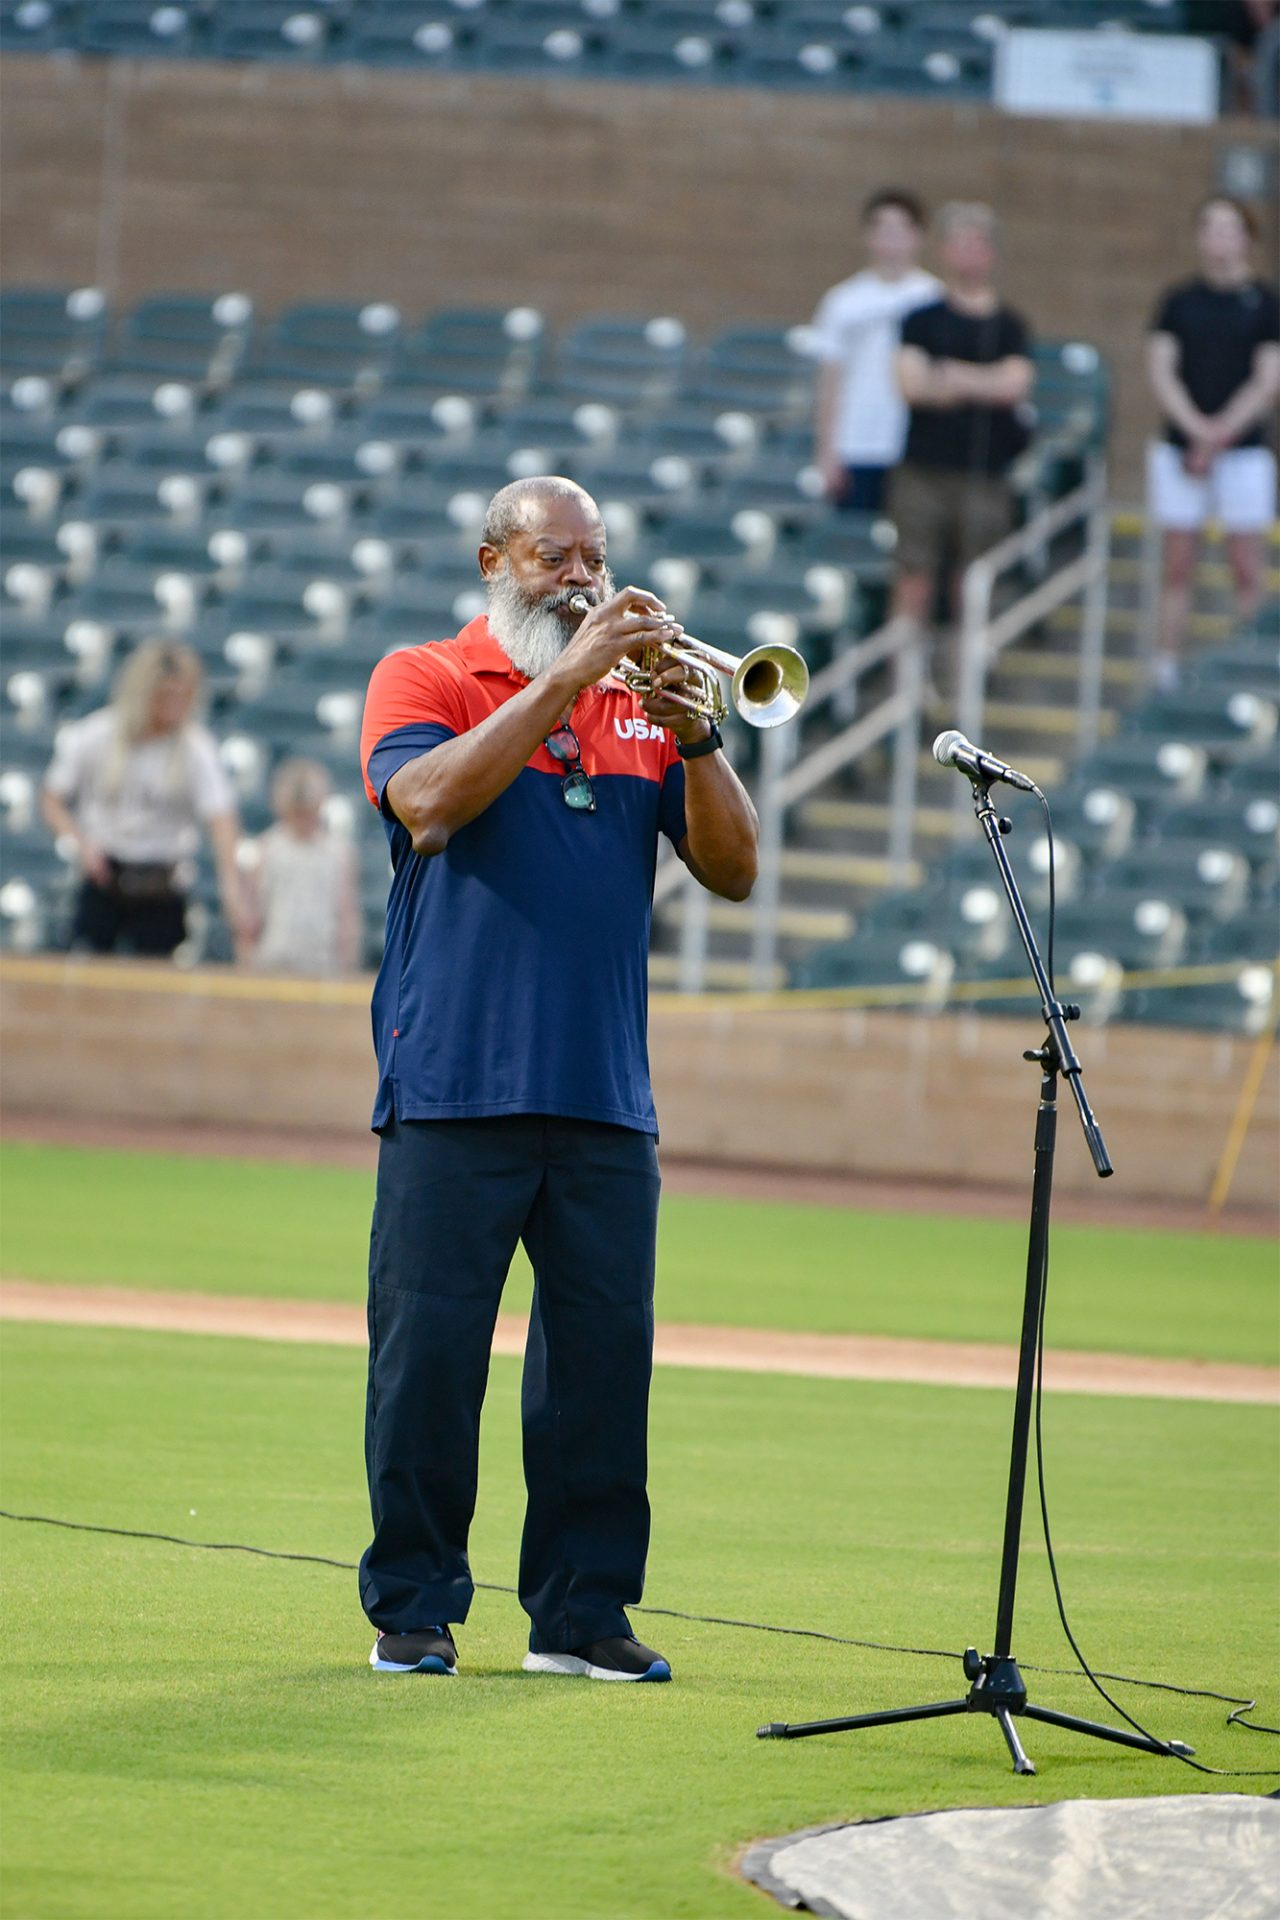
[3,1280,1275,1405]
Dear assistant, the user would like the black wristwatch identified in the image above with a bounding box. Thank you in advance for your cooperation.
[676,724,724,760]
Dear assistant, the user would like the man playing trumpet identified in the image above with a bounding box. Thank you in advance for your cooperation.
[357,474,758,1683]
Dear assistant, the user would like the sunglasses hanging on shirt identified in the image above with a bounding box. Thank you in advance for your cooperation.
[544,724,596,813]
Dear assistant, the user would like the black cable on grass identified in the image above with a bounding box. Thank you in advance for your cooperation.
[1016,812,1277,1775]
[1030,1226,1280,1774]
[1,1506,1274,1735]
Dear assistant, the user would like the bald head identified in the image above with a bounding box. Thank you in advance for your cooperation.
[481,475,601,552]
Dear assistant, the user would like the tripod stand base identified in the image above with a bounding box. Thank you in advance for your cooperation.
[756,1651,1193,1776]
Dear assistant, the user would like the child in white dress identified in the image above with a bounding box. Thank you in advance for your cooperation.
[246,759,359,976]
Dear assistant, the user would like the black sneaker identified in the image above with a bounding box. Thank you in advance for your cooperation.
[369,1625,458,1675]
[522,1636,671,1682]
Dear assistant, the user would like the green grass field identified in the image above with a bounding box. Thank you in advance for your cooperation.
[1,1141,1277,1918]
[2,1140,1276,1362]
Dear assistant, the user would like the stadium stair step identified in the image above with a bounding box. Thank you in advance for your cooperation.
[647,953,785,992]
[795,799,956,846]
[778,848,924,890]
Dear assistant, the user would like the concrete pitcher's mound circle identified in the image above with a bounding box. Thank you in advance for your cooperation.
[742,1795,1280,1920]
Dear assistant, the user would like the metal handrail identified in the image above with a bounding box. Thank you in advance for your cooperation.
[953,454,1111,813]
[656,459,1112,989]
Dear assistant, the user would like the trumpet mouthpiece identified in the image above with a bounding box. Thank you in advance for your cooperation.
[567,593,591,615]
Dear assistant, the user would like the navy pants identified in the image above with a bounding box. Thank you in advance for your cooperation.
[359,1114,661,1652]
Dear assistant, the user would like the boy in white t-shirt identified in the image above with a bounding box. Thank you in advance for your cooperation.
[810,189,942,514]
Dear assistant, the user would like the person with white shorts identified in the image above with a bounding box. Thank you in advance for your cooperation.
[1146,196,1280,690]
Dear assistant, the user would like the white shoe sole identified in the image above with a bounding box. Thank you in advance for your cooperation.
[522,1651,670,1682]
[369,1643,457,1675]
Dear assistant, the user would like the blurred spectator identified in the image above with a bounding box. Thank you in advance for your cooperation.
[41,639,250,960]
[243,757,359,976]
[889,203,1034,688]
[1146,195,1280,690]
[810,189,941,513]
[1186,1,1279,116]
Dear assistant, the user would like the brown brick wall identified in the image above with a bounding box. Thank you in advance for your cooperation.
[1,57,1275,491]
[1,958,1275,1209]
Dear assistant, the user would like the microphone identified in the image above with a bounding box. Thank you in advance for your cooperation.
[932,729,1039,795]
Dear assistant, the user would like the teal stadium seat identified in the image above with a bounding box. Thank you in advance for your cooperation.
[257,301,403,386]
[390,311,547,397]
[736,28,866,89]
[116,292,256,382]
[1125,687,1278,767]
[78,2,202,57]
[464,13,609,72]
[559,315,691,407]
[1186,633,1280,700]
[344,7,477,67]
[1128,969,1277,1035]
[209,2,334,61]
[592,20,739,83]
[791,926,956,1001]
[0,0,72,52]
[0,288,107,380]
[73,375,201,432]
[1074,735,1210,806]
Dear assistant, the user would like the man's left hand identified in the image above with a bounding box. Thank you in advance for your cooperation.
[640,651,712,745]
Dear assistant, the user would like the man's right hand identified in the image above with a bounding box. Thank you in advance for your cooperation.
[80,842,111,886]
[819,453,849,502]
[554,587,682,695]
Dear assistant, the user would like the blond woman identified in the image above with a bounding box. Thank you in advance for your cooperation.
[42,638,251,958]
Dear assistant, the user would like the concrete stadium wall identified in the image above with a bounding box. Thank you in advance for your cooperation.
[2,57,1276,494]
[2,957,1274,1209]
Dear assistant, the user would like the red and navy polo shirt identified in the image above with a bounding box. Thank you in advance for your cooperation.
[359,616,688,1134]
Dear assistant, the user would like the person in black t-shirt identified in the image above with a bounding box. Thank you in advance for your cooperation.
[1147,196,1280,689]
[889,203,1034,689]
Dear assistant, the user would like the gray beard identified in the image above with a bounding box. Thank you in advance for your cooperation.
[486,564,615,681]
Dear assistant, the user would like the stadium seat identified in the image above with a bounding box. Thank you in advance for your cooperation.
[791,925,956,1003]
[1186,634,1280,700]
[212,381,344,437]
[357,390,481,452]
[1153,794,1280,879]
[736,30,864,89]
[71,374,202,433]
[77,2,203,57]
[1098,839,1252,926]
[209,2,334,61]
[257,301,403,385]
[343,8,479,67]
[1199,908,1280,963]
[1128,967,1277,1035]
[1074,736,1209,805]
[369,477,477,539]
[1049,782,1139,863]
[0,288,108,380]
[464,13,609,71]
[591,19,739,82]
[0,0,73,52]
[1124,688,1278,766]
[860,36,993,97]
[79,469,212,531]
[1048,891,1191,972]
[104,430,229,480]
[706,450,824,514]
[560,315,691,407]
[115,292,256,381]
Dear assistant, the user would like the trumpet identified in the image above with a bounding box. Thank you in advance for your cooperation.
[567,594,809,730]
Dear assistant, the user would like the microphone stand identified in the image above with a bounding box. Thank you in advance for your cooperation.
[757,771,1193,1775]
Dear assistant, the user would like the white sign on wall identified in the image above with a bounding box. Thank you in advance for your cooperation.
[995,29,1219,125]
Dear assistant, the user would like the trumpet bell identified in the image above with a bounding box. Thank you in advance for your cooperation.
[731,644,810,729]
